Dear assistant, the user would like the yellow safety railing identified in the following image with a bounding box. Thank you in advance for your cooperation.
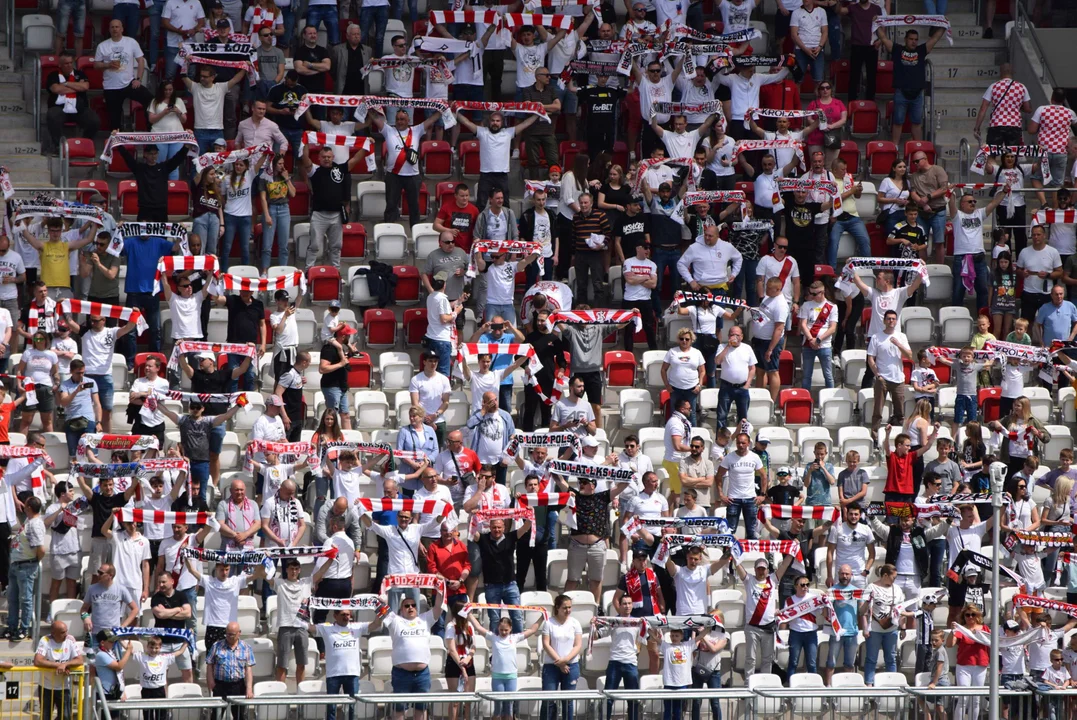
[0,665,88,720]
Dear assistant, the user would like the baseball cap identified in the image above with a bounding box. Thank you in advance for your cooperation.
[274,289,290,301]
[755,433,771,445]
[581,435,599,448]
[1004,619,1020,632]
[329,299,342,308]
[213,137,228,148]
[335,324,357,336]
[776,466,792,477]
[963,565,980,577]
[548,164,562,174]
[267,395,285,407]
[433,270,449,281]
[754,558,769,569]
[197,351,216,361]
[626,195,644,206]
[631,548,649,559]
[215,18,231,27]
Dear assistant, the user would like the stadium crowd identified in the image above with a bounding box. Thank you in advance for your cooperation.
[7,0,1077,716]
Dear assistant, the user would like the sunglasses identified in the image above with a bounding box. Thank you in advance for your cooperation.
[178,283,192,289]
[775,245,788,250]
[796,583,809,588]
[580,478,596,485]
[401,603,417,609]
[690,445,704,450]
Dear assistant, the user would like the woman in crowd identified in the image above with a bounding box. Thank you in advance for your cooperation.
[860,564,914,686]
[946,604,990,720]
[541,594,583,720]
[147,80,188,181]
[877,160,911,237]
[221,154,268,272]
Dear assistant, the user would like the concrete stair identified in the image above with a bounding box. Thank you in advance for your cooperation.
[0,37,53,187]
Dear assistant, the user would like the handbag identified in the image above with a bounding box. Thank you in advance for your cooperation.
[823,131,842,150]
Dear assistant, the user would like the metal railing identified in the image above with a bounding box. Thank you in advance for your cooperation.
[924,59,935,145]
[1012,0,1057,87]
[958,137,971,182]
[2,665,90,720]
[32,58,40,145]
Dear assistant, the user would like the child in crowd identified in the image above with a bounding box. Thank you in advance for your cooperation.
[1042,650,1071,720]
[802,442,836,507]
[250,448,308,500]
[971,314,996,388]
[134,634,189,720]
[765,467,801,536]
[915,593,938,674]
[911,349,940,417]
[992,251,1018,339]
[937,347,983,432]
[837,450,868,511]
[925,439,961,494]
[593,595,643,720]
[992,227,1012,265]
[710,426,732,465]
[923,628,950,720]
[650,626,696,720]
[675,488,710,530]
[998,355,1026,418]
[470,614,545,720]
[323,448,364,506]
[1006,317,1033,345]
[1000,619,1029,720]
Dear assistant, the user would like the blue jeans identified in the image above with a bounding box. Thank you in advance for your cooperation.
[690,669,722,720]
[928,538,947,587]
[194,128,225,156]
[391,0,418,24]
[280,7,295,50]
[227,354,257,392]
[359,6,389,57]
[306,5,339,44]
[322,386,351,414]
[731,257,760,308]
[65,420,97,457]
[825,6,842,57]
[157,142,184,181]
[7,561,39,634]
[147,2,163,69]
[325,675,359,720]
[787,629,819,677]
[164,46,181,81]
[425,338,453,377]
[262,203,290,270]
[725,497,758,538]
[484,581,523,633]
[716,379,749,426]
[954,393,976,425]
[492,676,517,716]
[390,667,430,711]
[663,686,689,720]
[893,90,924,127]
[541,663,580,720]
[669,386,699,426]
[826,634,858,669]
[795,48,825,83]
[605,661,640,720]
[120,291,162,362]
[923,0,947,12]
[484,303,516,325]
[829,216,871,269]
[112,2,139,36]
[652,247,681,312]
[192,213,221,255]
[191,460,210,502]
[222,214,251,272]
[282,128,304,159]
[863,630,898,685]
[920,208,947,252]
[952,253,989,311]
[801,346,834,389]
[526,256,555,286]
[56,0,86,46]
[87,373,114,411]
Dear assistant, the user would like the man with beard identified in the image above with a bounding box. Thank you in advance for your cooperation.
[266,71,308,157]
[550,375,598,441]
[454,110,539,210]
[521,308,566,431]
[466,392,515,486]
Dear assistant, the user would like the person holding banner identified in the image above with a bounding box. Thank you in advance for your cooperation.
[860,564,915,686]
[876,28,944,147]
[371,107,444,228]
[383,586,445,720]
[714,551,796,677]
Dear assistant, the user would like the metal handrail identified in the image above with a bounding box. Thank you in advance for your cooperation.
[33,57,40,145]
[754,686,907,698]
[604,689,757,701]
[108,698,228,711]
[959,138,971,182]
[92,678,114,720]
[903,685,1032,698]
[6,0,14,68]
[230,693,380,707]
[925,59,935,144]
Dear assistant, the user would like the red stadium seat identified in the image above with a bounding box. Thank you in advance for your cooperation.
[861,307,872,334]
[77,56,103,90]
[902,356,914,384]
[117,180,139,217]
[435,181,456,212]
[735,181,754,196]
[979,387,1002,422]
[167,180,190,220]
[77,179,109,205]
[342,223,366,261]
[39,56,59,89]
[403,308,428,346]
[703,20,724,34]
[348,353,373,388]
[904,140,936,165]
[400,184,429,218]
[778,352,796,388]
[876,61,894,95]
[849,100,879,138]
[134,352,168,379]
[307,266,341,303]
[814,265,835,279]
[290,182,310,219]
[839,141,860,176]
[559,141,587,170]
[831,59,850,94]
[866,141,897,176]
[393,265,421,305]
[363,308,397,348]
[934,362,951,384]
[779,388,813,423]
[885,100,913,136]
[604,351,636,388]
[65,138,98,171]
[868,223,888,257]
[420,140,452,179]
[460,141,480,178]
[90,95,111,133]
[130,100,148,131]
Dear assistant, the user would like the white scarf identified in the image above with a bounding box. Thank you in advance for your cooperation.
[55,74,78,114]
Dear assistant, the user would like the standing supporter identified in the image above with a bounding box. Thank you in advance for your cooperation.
[715,552,796,676]
[714,65,792,141]
[472,517,531,633]
[824,564,862,684]
[432,185,480,253]
[908,149,951,265]
[861,564,915,685]
[825,505,875,588]
[266,72,308,154]
[540,595,584,720]
[521,189,558,286]
[95,20,153,133]
[175,355,249,491]
[149,572,194,682]
[100,512,151,607]
[57,359,101,455]
[867,311,913,434]
[298,145,366,270]
[422,274,461,378]
[621,231,657,352]
[184,63,248,154]
[268,560,311,683]
[313,608,382,720]
[427,521,470,610]
[74,475,138,581]
[409,354,452,445]
[1017,224,1063,328]
[714,432,767,538]
[42,482,82,611]
[753,277,789,403]
[80,563,140,646]
[128,356,169,445]
[630,59,684,157]
[798,281,838,389]
[949,189,1009,312]
[372,108,443,227]
[661,330,706,426]
[184,558,256,651]
[34,621,83,720]
[791,0,827,83]
[205,623,256,718]
[842,0,882,101]
[877,28,944,146]
[383,590,445,720]
[1028,88,1077,205]
[974,64,1031,147]
[294,25,331,90]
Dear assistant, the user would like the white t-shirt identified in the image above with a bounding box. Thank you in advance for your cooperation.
[716,343,757,385]
[426,292,453,342]
[111,529,151,595]
[661,128,703,163]
[639,74,675,125]
[541,616,583,665]
[170,292,204,340]
[414,484,455,538]
[385,610,435,666]
[551,396,595,436]
[720,451,764,499]
[662,347,705,390]
[685,305,721,336]
[316,622,371,678]
[192,82,229,130]
[332,468,366,507]
[865,287,909,337]
[476,126,515,174]
[138,495,173,540]
[224,171,257,216]
[381,123,425,177]
[952,208,986,256]
[877,177,909,216]
[826,521,873,576]
[790,6,826,47]
[1017,245,1063,295]
[673,564,709,614]
[94,36,143,90]
[469,368,508,413]
[661,639,695,686]
[867,330,909,384]
[50,336,77,376]
[269,308,298,352]
[409,371,451,417]
[663,412,692,463]
[162,0,205,47]
[513,42,547,89]
[757,255,800,302]
[132,376,170,427]
[1049,219,1077,257]
[719,0,755,31]
[200,572,249,628]
[744,573,778,625]
[491,632,527,675]
[946,521,986,564]
[36,636,82,690]
[485,260,518,304]
[533,210,553,257]
[159,534,198,591]
[81,327,118,376]
[622,258,656,302]
[702,135,736,177]
[44,502,80,555]
[0,250,25,301]
[383,56,415,97]
[754,293,789,341]
[798,300,837,348]
[134,653,176,689]
[21,348,57,385]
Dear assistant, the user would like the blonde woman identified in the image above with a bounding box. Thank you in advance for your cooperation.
[662,328,706,425]
[988,396,1051,478]
[1040,476,1073,584]
[946,604,989,720]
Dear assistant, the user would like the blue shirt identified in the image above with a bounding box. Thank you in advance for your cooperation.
[804,462,835,506]
[830,583,860,636]
[95,648,123,695]
[478,332,515,386]
[397,424,439,491]
[59,377,97,422]
[123,236,175,293]
[207,639,256,682]
[1035,299,1077,345]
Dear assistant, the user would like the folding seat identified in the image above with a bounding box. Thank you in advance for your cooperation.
[363,308,397,348]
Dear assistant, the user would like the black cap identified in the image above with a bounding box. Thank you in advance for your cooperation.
[627,195,644,205]
[460,22,477,33]
[95,630,112,643]
[274,289,290,301]
[209,0,223,7]
[215,18,231,27]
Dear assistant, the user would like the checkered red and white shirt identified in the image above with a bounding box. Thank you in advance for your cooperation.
[982,79,1030,128]
[1031,104,1077,153]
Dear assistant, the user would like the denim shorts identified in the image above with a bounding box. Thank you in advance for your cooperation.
[752,337,784,373]
[208,423,226,454]
[323,386,350,414]
[1032,153,1069,188]
[893,90,924,126]
[88,373,115,411]
[57,0,86,35]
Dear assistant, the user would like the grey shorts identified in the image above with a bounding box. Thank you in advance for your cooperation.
[276,626,309,669]
[49,553,80,580]
[162,642,193,671]
[1032,152,1068,188]
[89,537,113,575]
[567,537,607,582]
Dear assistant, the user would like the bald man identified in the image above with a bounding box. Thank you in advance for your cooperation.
[314,496,364,548]
[35,620,83,720]
[207,621,256,716]
[466,390,515,486]
[216,479,259,552]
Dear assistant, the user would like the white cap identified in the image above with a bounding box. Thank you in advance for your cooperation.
[581,436,599,448]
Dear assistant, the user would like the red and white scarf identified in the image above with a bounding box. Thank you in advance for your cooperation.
[743,108,824,130]
[632,156,695,193]
[827,588,870,601]
[756,505,840,524]
[291,93,366,120]
[455,343,541,378]
[0,448,52,498]
[223,497,258,551]
[76,433,160,459]
[732,138,806,164]
[682,191,746,212]
[738,539,805,563]
[181,55,259,83]
[466,239,544,277]
[468,507,536,545]
[380,573,446,597]
[870,14,952,44]
[984,339,1052,365]
[300,132,376,173]
[114,508,210,526]
[58,299,147,335]
[836,257,930,298]
[167,340,258,371]
[548,309,642,333]
[0,167,14,200]
[192,142,273,173]
[428,10,502,25]
[502,13,574,29]
[1032,209,1077,226]
[243,439,318,470]
[624,568,661,614]
[450,101,551,123]
[154,389,250,413]
[951,622,1044,647]
[99,131,199,163]
[217,270,306,295]
[246,6,276,41]
[972,143,1051,185]
[459,601,548,620]
[154,254,218,290]
[354,497,454,518]
[517,492,576,529]
[774,593,842,635]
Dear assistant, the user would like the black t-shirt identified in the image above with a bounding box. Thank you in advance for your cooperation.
[766,484,800,506]
[524,330,565,381]
[150,590,190,629]
[171,491,209,518]
[46,70,89,112]
[343,44,366,95]
[90,492,128,537]
[892,43,928,92]
[192,367,231,415]
[579,86,626,120]
[267,82,308,130]
[780,197,822,251]
[225,295,264,345]
[308,163,351,213]
[295,44,330,89]
[320,342,349,390]
[477,532,517,584]
[616,213,649,259]
[890,220,927,259]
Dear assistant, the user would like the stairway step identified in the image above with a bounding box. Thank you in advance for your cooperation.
[0,155,50,172]
[0,71,27,85]
[929,49,1005,65]
[932,63,1003,88]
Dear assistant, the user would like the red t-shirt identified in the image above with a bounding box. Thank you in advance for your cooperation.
[0,401,13,444]
[435,202,480,253]
[955,626,990,666]
[884,451,916,495]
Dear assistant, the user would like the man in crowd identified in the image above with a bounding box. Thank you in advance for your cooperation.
[45,53,100,154]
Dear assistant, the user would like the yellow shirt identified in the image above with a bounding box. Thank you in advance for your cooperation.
[837,174,859,218]
[39,240,71,289]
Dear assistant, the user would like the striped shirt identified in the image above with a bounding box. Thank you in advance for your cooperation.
[207,639,256,682]
[572,209,612,252]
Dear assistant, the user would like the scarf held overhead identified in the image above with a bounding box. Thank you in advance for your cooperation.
[99,131,199,163]
[58,299,146,335]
